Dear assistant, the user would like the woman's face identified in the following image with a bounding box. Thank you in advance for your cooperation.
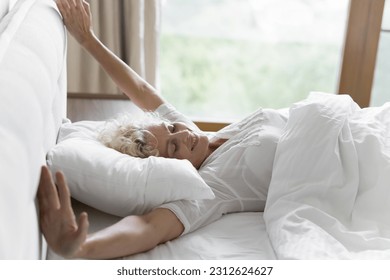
[145,122,209,169]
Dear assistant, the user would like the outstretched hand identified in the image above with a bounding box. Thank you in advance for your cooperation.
[38,166,89,259]
[56,0,94,46]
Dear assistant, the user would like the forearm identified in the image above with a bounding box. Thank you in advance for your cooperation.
[76,216,158,259]
[75,209,184,259]
[81,34,165,111]
[56,0,164,111]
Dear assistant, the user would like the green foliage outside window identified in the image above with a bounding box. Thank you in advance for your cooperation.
[160,34,339,120]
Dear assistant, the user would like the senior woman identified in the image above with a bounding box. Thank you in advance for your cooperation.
[38,0,286,259]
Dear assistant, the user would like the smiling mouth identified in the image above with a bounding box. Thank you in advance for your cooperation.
[191,133,198,151]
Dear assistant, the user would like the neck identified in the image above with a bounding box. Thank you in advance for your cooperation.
[197,137,227,169]
[206,137,227,157]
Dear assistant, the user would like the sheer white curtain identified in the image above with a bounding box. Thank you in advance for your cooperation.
[67,0,161,121]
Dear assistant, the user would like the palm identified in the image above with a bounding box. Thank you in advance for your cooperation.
[38,166,89,258]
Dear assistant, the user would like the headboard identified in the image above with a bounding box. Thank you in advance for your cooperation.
[0,0,67,259]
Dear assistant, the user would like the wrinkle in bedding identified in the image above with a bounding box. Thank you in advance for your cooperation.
[264,92,390,259]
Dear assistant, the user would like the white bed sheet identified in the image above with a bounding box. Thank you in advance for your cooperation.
[47,199,276,260]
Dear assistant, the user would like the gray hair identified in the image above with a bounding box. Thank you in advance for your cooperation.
[98,112,166,158]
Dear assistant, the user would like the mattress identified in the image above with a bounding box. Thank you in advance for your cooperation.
[47,199,276,260]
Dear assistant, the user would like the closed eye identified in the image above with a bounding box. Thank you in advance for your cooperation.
[168,140,177,157]
[168,123,176,133]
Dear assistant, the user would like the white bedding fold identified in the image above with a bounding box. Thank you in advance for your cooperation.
[264,92,390,259]
[0,1,9,21]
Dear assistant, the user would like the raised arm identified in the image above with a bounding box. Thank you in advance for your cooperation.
[38,166,184,259]
[56,0,165,111]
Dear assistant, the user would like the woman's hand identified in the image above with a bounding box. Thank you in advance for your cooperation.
[37,166,89,259]
[56,0,94,46]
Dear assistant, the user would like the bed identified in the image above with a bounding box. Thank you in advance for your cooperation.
[2,0,390,261]
[0,0,276,261]
[44,117,277,260]
[47,94,390,260]
[0,0,66,259]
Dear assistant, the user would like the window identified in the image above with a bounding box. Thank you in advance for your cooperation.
[371,0,390,106]
[160,0,349,121]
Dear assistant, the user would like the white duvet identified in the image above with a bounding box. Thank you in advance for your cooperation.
[264,92,390,259]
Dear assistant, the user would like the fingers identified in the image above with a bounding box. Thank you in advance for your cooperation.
[77,212,89,237]
[55,171,73,211]
[74,212,89,246]
[82,1,91,14]
[75,0,83,9]
[58,0,82,11]
[56,0,78,19]
[56,0,68,12]
[37,166,72,213]
[56,0,69,21]
[38,166,60,210]
[82,1,90,8]
[75,0,87,19]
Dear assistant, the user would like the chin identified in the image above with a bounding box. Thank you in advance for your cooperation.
[190,135,209,168]
[193,162,201,170]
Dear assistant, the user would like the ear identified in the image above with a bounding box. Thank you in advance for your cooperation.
[143,129,159,150]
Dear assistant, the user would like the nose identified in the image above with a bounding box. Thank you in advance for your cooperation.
[173,130,192,149]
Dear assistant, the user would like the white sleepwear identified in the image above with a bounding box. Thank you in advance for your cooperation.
[155,103,288,235]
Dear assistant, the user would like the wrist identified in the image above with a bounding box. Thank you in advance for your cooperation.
[80,31,98,50]
[57,236,90,260]
[72,240,90,259]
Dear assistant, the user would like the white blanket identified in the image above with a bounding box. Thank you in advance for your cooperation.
[264,92,390,259]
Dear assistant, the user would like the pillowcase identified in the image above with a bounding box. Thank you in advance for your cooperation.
[46,120,214,217]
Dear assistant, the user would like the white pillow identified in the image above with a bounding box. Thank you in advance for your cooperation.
[46,120,214,217]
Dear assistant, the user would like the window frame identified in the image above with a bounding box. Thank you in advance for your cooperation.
[338,0,385,108]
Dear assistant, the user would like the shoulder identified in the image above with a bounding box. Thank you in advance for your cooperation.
[143,208,184,243]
